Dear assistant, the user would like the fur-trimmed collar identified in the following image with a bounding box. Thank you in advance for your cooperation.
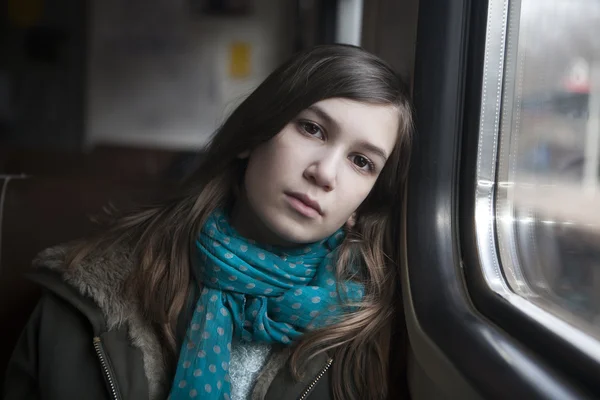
[33,245,169,399]
[32,244,290,400]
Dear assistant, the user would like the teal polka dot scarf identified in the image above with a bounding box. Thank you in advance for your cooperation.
[169,209,364,400]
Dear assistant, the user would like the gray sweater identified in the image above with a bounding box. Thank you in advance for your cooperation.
[230,341,272,399]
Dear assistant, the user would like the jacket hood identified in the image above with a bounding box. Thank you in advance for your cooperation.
[31,244,168,399]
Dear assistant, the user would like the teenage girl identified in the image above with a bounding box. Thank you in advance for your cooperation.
[4,44,413,400]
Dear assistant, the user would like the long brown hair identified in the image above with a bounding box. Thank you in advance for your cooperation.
[69,44,413,400]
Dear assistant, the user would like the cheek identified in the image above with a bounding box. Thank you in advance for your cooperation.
[334,177,375,218]
[244,153,274,197]
[246,135,305,185]
[244,141,291,196]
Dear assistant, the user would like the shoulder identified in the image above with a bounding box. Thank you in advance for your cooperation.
[27,243,169,398]
[30,242,137,330]
[33,242,135,284]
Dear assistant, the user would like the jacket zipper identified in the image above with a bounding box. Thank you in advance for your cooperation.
[93,336,120,400]
[298,358,334,400]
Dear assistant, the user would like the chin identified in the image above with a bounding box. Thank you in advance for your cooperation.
[272,225,319,245]
[264,215,325,246]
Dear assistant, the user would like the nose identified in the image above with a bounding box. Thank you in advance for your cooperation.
[303,149,341,191]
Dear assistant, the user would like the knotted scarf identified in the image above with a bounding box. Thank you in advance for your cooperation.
[168,209,364,399]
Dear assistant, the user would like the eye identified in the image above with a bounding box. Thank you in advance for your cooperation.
[349,154,375,172]
[298,121,324,139]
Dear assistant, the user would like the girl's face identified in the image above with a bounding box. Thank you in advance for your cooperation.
[232,98,399,246]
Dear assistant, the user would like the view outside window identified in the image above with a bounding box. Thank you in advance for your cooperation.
[496,0,600,338]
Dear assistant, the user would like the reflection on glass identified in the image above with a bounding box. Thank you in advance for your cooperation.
[497,0,600,338]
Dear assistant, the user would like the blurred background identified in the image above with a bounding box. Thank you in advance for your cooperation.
[0,0,417,154]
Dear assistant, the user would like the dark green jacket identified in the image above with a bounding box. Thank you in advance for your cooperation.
[3,246,333,400]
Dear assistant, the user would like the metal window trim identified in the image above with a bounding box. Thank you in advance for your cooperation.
[473,0,600,365]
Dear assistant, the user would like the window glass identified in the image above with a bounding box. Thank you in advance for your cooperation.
[496,0,600,339]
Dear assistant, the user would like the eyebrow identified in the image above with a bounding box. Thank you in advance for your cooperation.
[356,140,389,162]
[305,105,390,162]
[306,105,337,129]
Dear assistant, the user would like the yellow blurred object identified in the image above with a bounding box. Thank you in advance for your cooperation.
[229,42,251,79]
[8,0,44,27]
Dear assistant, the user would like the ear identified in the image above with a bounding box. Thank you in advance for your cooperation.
[346,213,357,229]
[238,149,251,159]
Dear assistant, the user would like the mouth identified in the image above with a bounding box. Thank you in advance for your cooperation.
[285,192,323,218]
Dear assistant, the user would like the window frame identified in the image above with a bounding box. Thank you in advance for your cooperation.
[406,0,599,397]
[459,0,600,394]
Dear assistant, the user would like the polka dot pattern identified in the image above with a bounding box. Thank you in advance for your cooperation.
[169,210,364,400]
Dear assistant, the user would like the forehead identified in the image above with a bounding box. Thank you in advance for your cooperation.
[305,98,400,153]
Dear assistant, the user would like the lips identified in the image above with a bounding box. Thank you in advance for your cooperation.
[285,192,323,216]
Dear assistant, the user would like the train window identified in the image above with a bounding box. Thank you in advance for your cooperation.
[475,0,600,359]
